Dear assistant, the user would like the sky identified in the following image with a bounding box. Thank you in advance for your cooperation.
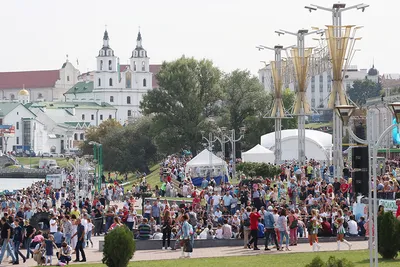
[1,0,398,76]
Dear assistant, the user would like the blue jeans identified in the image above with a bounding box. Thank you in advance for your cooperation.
[0,240,16,263]
[25,237,32,258]
[13,241,22,263]
[64,233,71,245]
[279,231,289,249]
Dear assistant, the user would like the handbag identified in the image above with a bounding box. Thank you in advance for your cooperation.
[184,239,193,253]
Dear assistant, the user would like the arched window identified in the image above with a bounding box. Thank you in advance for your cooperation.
[133,62,137,71]
[74,133,78,140]
[10,94,15,101]
[67,76,70,82]
[80,133,84,140]
[108,60,112,70]
[127,96,131,104]
[110,96,114,102]
[38,93,43,99]
[142,61,145,71]
[109,78,113,86]
[100,60,103,70]
[143,79,147,87]
[98,78,101,86]
[128,110,132,117]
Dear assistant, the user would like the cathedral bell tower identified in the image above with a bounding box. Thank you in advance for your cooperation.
[130,31,152,90]
[95,29,118,89]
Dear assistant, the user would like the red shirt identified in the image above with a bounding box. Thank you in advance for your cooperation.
[396,206,400,218]
[340,183,349,193]
[249,212,261,230]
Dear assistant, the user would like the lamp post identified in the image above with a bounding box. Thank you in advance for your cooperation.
[221,127,245,179]
[89,141,103,192]
[337,103,400,267]
[256,44,294,164]
[305,1,369,191]
[276,28,322,166]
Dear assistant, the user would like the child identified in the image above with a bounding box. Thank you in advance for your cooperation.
[43,234,58,266]
[86,219,94,248]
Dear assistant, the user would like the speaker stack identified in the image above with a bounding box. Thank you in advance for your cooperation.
[352,124,369,196]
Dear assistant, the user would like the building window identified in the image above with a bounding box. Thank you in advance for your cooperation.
[133,62,137,71]
[80,133,84,140]
[143,79,147,87]
[91,114,94,120]
[311,84,315,92]
[127,96,131,104]
[16,137,19,145]
[142,61,145,71]
[110,96,114,102]
[38,93,43,99]
[311,76,315,83]
[100,60,103,70]
[82,114,85,120]
[108,60,112,70]
[74,133,78,140]
[67,76,70,82]
[98,78,101,86]
[327,75,332,81]
[100,114,103,120]
[109,78,113,86]
[327,84,331,92]
[128,110,132,117]
[261,76,265,84]
[319,75,323,83]
[16,122,19,130]
[109,115,112,119]
[126,72,132,88]
[319,84,323,92]
[10,94,15,101]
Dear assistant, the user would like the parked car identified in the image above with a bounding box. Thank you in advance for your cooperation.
[50,153,59,157]
[42,152,51,157]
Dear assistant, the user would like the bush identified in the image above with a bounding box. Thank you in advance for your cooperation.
[378,211,400,259]
[305,256,354,267]
[102,226,136,267]
[236,162,281,178]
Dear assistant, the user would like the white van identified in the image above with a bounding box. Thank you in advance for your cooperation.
[39,159,57,169]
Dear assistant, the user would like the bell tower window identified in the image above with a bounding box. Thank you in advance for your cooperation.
[143,79,147,87]
[110,96,114,102]
[109,78,113,86]
[142,61,145,71]
[100,60,103,70]
[133,62,137,71]
[108,60,112,70]
[127,96,131,104]
[98,78,101,86]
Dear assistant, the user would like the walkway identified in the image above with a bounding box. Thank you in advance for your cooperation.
[0,240,368,266]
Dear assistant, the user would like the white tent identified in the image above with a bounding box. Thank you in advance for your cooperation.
[242,144,275,163]
[185,149,228,178]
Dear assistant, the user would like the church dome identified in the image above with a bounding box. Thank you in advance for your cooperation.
[18,89,29,96]
[368,65,378,76]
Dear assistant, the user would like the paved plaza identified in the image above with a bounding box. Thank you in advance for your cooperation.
[0,239,368,266]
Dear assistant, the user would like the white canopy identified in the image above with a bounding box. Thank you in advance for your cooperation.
[242,144,275,163]
[185,149,228,177]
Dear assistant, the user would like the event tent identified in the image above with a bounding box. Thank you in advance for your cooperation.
[185,149,229,186]
[242,144,275,163]
[260,129,332,162]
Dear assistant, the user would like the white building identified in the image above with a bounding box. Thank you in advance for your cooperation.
[64,30,161,124]
[258,64,380,110]
[0,60,80,102]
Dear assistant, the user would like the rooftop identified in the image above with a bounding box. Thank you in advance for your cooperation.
[26,101,116,110]
[65,81,94,94]
[0,69,60,90]
[0,102,20,117]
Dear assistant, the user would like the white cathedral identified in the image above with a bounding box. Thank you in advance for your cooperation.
[64,30,155,124]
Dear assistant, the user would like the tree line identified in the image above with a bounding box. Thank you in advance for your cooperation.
[81,56,297,174]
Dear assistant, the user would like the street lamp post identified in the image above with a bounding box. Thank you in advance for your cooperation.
[337,103,400,267]
[305,1,369,190]
[276,28,322,166]
[221,127,245,179]
[89,141,103,192]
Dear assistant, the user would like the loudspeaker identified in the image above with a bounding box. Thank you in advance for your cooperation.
[352,146,369,196]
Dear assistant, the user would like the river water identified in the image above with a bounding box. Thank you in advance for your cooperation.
[0,178,44,192]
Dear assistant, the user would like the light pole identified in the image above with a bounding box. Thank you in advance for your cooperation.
[256,44,294,164]
[89,141,103,192]
[337,103,400,267]
[220,127,245,179]
[276,28,322,166]
[305,1,369,189]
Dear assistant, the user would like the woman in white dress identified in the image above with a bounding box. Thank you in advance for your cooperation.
[70,216,78,251]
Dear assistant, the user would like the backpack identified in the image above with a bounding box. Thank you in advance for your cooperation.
[290,219,298,229]
[343,219,349,229]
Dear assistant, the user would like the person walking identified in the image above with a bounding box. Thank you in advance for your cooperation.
[247,207,261,250]
[24,219,36,260]
[12,218,27,264]
[277,209,290,251]
[288,210,298,246]
[162,210,172,250]
[72,218,86,262]
[0,217,17,264]
[309,209,322,252]
[242,207,251,248]
[180,214,193,258]
[335,209,352,250]
[264,206,279,251]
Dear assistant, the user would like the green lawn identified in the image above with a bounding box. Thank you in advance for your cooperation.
[72,250,400,267]
[15,157,70,168]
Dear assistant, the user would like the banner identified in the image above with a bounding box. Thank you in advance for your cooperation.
[379,199,397,213]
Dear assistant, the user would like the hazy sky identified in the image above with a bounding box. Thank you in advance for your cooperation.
[1,0,397,76]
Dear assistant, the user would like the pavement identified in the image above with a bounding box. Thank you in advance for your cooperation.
[0,239,369,266]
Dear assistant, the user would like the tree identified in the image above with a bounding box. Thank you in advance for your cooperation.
[101,116,158,174]
[80,119,122,155]
[347,79,381,107]
[378,211,400,259]
[140,56,222,155]
[102,226,136,267]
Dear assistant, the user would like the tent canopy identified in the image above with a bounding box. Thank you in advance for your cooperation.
[242,144,275,163]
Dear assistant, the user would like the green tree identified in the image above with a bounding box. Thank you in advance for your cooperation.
[80,119,122,155]
[378,211,400,259]
[102,226,136,267]
[347,79,381,107]
[101,116,158,174]
[140,56,221,155]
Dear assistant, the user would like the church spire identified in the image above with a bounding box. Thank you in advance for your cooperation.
[103,28,109,47]
[136,31,142,48]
